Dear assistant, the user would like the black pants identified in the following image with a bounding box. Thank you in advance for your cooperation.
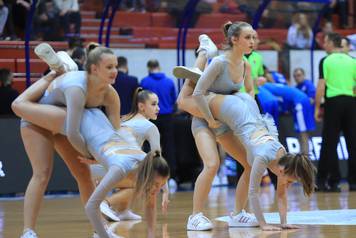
[153,113,177,179]
[318,96,356,186]
[60,11,81,34]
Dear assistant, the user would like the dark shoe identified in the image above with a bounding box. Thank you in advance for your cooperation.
[315,181,328,192]
[349,184,356,191]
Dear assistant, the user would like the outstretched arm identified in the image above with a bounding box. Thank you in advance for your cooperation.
[145,193,157,238]
[249,157,281,231]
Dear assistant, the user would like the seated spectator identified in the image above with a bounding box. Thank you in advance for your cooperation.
[0,68,19,115]
[165,0,212,27]
[71,46,86,70]
[112,56,139,115]
[294,67,316,105]
[287,13,313,49]
[33,0,61,41]
[316,21,333,49]
[54,0,81,37]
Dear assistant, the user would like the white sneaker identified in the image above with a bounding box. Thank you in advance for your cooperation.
[20,229,38,238]
[173,66,202,83]
[187,213,213,231]
[228,210,259,227]
[34,43,78,72]
[35,43,62,70]
[117,210,142,220]
[197,34,218,60]
[100,200,120,222]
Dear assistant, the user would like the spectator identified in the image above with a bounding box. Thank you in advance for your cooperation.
[112,56,139,115]
[33,0,61,41]
[316,21,333,49]
[71,46,86,70]
[294,67,316,104]
[0,68,19,115]
[341,37,352,54]
[54,0,81,37]
[140,59,178,187]
[262,82,315,155]
[324,0,348,28]
[165,0,212,27]
[315,32,356,192]
[287,13,313,49]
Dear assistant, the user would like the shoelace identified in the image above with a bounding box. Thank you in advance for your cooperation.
[191,213,211,228]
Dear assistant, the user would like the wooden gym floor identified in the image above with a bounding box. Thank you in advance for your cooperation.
[1,185,356,238]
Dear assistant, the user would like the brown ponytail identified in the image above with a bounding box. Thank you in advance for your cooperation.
[134,151,170,201]
[278,153,317,196]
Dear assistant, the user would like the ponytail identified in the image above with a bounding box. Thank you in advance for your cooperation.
[134,151,170,201]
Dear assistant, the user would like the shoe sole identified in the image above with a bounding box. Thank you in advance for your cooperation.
[228,223,259,227]
[173,66,200,83]
[34,43,61,69]
[186,226,213,231]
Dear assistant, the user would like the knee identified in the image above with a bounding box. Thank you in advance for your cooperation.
[203,160,220,175]
[32,168,51,185]
[176,97,185,111]
[11,99,22,116]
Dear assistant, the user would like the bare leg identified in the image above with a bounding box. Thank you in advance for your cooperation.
[54,135,94,204]
[107,188,134,212]
[21,125,54,231]
[192,128,220,215]
[217,131,250,213]
[299,132,309,155]
[177,51,208,116]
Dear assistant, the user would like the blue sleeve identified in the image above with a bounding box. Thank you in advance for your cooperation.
[306,81,316,98]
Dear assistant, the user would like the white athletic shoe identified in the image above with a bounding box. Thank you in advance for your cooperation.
[197,34,218,60]
[228,210,259,227]
[187,213,213,231]
[173,66,202,83]
[100,200,120,222]
[117,210,142,221]
[20,229,38,238]
[34,43,78,72]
